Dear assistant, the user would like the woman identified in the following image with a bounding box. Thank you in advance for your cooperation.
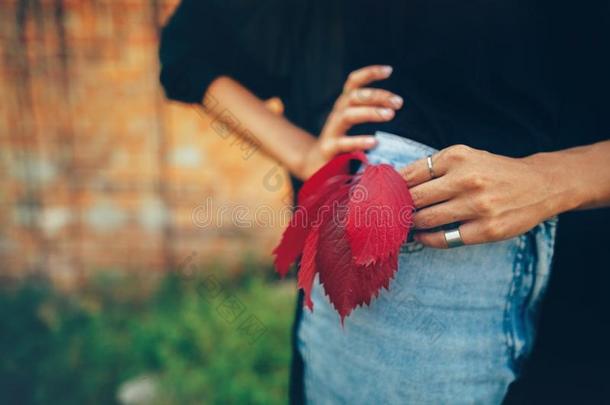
[159,1,610,403]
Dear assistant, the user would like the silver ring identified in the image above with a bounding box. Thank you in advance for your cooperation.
[444,228,464,248]
[426,155,436,180]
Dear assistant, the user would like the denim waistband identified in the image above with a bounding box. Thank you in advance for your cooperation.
[372,130,437,157]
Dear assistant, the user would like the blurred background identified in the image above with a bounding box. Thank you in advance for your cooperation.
[0,1,295,403]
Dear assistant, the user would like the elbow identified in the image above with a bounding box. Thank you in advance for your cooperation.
[159,48,221,103]
[158,1,225,104]
[159,65,194,103]
[157,5,202,103]
[160,51,227,105]
[159,63,216,104]
[158,31,209,103]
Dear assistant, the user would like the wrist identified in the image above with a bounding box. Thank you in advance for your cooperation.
[523,151,587,216]
[289,135,317,181]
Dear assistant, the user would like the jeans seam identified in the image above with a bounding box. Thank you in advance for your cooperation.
[503,233,528,374]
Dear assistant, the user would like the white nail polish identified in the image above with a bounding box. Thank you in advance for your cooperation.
[378,108,393,118]
[391,96,403,107]
[381,66,393,76]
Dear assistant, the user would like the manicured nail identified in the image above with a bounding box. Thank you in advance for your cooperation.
[390,95,403,108]
[378,108,394,118]
[380,65,393,76]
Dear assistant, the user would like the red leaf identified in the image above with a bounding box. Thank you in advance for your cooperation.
[272,174,352,277]
[316,200,400,323]
[297,224,320,311]
[272,206,308,277]
[316,193,365,323]
[272,152,366,277]
[272,153,412,324]
[346,164,413,266]
[297,151,367,203]
[299,181,353,312]
[358,253,398,304]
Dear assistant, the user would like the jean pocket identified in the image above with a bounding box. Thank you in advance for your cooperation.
[503,229,545,375]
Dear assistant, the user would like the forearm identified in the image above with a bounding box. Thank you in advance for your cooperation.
[205,76,316,179]
[525,140,610,214]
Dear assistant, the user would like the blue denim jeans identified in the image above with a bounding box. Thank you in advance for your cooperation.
[297,131,557,404]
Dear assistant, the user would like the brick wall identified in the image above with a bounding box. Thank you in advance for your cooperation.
[0,0,292,287]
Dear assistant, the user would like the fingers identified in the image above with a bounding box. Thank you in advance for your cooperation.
[400,154,449,187]
[321,135,378,155]
[340,88,403,109]
[323,65,402,140]
[411,198,476,230]
[408,175,458,208]
[412,228,453,248]
[413,220,491,248]
[400,144,475,187]
[343,65,393,93]
[414,214,522,248]
[324,106,396,136]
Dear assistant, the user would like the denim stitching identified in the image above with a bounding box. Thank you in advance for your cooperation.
[503,233,528,373]
[516,231,537,371]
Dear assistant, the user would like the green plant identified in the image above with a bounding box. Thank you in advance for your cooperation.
[0,268,296,405]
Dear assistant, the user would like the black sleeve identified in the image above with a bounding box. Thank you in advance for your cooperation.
[159,0,300,103]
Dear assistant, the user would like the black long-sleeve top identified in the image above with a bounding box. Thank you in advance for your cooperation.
[159,1,610,403]
[160,0,609,154]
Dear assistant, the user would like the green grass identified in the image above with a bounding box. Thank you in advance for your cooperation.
[0,266,296,405]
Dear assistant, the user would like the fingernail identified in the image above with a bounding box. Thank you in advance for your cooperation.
[364,137,377,146]
[390,95,403,108]
[380,65,393,76]
[378,108,394,118]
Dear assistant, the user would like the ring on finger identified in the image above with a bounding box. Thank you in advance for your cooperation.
[444,227,464,248]
[426,155,436,180]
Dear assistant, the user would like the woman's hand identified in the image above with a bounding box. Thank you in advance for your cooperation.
[298,65,403,179]
[400,144,578,248]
